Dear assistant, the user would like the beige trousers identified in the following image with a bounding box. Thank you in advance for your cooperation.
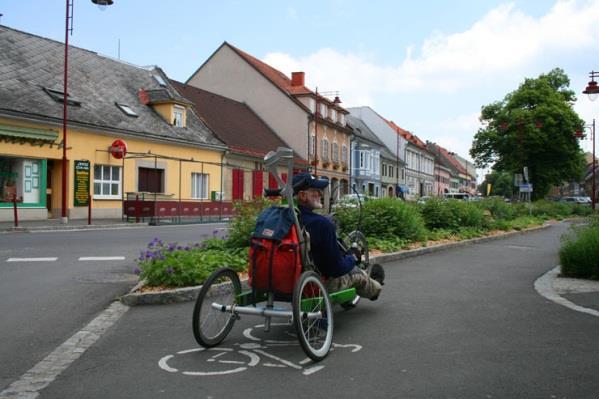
[326,266,382,300]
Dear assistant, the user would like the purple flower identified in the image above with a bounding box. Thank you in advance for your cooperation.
[184,246,190,251]
[212,229,219,237]
[168,243,177,252]
[176,246,183,250]
[166,266,174,275]
[133,267,141,275]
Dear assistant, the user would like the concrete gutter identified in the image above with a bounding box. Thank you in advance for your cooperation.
[121,223,552,306]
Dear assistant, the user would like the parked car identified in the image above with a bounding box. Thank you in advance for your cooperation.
[560,196,591,204]
[332,193,371,210]
[443,192,471,201]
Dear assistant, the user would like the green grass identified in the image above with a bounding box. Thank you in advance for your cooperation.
[560,219,599,280]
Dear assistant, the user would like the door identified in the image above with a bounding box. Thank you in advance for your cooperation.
[139,167,164,193]
[252,170,263,198]
[232,169,244,200]
[22,159,40,203]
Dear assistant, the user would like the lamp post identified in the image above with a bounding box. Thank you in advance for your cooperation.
[582,71,599,212]
[575,120,596,212]
[61,0,113,224]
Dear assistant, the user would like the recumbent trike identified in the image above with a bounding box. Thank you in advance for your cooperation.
[191,147,372,361]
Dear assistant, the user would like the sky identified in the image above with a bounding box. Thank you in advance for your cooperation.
[2,0,599,181]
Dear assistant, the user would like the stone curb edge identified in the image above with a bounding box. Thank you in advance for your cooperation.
[1,223,150,234]
[120,223,553,306]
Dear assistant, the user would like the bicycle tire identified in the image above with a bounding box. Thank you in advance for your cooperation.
[192,267,241,347]
[292,271,333,361]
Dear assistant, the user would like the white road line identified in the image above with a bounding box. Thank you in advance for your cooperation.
[6,257,57,262]
[0,301,129,399]
[78,256,126,261]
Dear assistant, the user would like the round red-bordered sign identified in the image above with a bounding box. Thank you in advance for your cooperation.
[110,139,127,159]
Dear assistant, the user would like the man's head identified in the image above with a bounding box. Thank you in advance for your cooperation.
[292,173,329,210]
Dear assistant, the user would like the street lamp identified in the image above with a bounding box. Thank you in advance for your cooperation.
[582,70,599,212]
[61,0,113,223]
[575,120,596,212]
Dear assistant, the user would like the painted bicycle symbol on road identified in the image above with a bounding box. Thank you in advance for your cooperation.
[158,323,361,376]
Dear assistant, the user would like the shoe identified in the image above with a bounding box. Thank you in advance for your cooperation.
[369,263,385,286]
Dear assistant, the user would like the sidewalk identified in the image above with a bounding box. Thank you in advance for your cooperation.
[0,218,149,233]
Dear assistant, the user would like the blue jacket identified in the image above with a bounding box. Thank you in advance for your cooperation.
[299,205,355,278]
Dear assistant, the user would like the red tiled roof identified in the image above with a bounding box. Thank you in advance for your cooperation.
[227,43,346,110]
[430,142,467,174]
[386,120,429,151]
[170,80,306,164]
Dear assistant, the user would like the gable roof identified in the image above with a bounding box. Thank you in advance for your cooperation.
[0,25,224,149]
[426,142,467,175]
[170,80,306,163]
[386,120,430,152]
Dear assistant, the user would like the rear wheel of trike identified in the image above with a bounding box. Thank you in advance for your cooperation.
[192,267,241,347]
[292,271,333,361]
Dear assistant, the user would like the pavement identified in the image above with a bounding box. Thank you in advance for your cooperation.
[2,217,598,316]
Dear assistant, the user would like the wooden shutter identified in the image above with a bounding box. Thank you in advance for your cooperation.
[252,170,263,198]
[232,169,244,200]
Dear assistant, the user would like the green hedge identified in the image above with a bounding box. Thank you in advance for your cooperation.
[419,198,487,231]
[559,218,599,280]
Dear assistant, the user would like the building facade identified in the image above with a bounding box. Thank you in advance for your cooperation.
[0,26,226,222]
[186,42,351,201]
[346,114,383,197]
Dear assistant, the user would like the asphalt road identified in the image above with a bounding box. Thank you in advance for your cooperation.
[0,223,226,392]
[18,221,599,399]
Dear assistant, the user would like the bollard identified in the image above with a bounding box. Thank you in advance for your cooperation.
[135,194,140,223]
[12,194,18,227]
[88,194,92,225]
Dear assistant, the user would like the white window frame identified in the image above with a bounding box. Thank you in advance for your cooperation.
[332,142,339,162]
[309,98,316,113]
[320,103,327,118]
[331,109,337,122]
[191,172,209,199]
[341,144,348,163]
[321,138,329,161]
[309,134,316,158]
[93,165,121,199]
[173,105,184,127]
[339,113,345,126]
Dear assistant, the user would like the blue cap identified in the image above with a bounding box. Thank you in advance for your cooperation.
[292,173,329,194]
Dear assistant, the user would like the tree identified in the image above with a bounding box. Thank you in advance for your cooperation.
[478,170,513,198]
[470,68,586,199]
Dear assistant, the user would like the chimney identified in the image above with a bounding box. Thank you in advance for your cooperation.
[138,88,150,105]
[291,72,305,87]
[333,96,341,104]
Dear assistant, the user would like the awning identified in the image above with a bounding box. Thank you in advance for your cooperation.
[397,184,409,194]
[0,124,59,142]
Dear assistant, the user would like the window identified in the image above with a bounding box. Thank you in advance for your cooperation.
[309,134,316,158]
[332,142,339,162]
[309,98,316,113]
[320,103,327,118]
[331,109,337,122]
[389,166,394,178]
[153,74,167,86]
[191,173,209,199]
[339,113,345,126]
[359,151,365,168]
[43,87,81,106]
[321,138,329,161]
[93,165,121,199]
[173,105,184,127]
[341,144,348,163]
[115,103,138,117]
[138,167,164,193]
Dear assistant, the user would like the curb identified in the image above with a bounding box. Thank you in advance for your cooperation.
[1,222,149,234]
[121,223,553,306]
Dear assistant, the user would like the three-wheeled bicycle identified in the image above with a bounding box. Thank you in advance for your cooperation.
[191,147,374,361]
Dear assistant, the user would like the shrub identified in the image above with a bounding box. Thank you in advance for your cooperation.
[477,197,515,220]
[136,237,247,287]
[530,200,572,219]
[420,198,487,231]
[336,198,426,242]
[560,220,599,279]
[368,236,410,252]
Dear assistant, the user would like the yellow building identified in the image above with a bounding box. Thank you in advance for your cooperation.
[0,25,226,222]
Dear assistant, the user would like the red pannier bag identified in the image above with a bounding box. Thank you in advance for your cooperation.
[248,206,302,295]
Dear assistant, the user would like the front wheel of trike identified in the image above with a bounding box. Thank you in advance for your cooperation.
[192,267,241,348]
[292,271,334,362]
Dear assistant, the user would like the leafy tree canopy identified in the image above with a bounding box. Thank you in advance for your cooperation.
[478,170,514,198]
[470,68,586,199]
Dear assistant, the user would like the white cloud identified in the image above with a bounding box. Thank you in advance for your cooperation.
[264,0,599,99]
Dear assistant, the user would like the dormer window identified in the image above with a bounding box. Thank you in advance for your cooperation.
[43,87,81,106]
[331,109,337,122]
[308,98,316,113]
[173,105,185,127]
[153,74,167,87]
[319,103,327,118]
[339,113,345,126]
[115,102,138,117]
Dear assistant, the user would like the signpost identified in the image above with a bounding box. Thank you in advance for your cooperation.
[74,160,90,207]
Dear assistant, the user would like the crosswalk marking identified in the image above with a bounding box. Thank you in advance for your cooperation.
[78,256,126,261]
[7,257,58,262]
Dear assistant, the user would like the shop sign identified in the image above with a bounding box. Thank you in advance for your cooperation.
[74,160,90,207]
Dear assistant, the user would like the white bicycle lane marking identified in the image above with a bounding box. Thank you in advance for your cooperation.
[158,323,362,377]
